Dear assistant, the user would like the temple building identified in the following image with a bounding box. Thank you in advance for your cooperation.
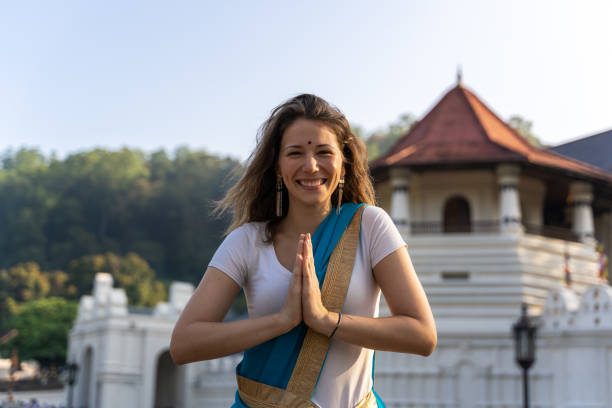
[369,80,612,407]
[371,79,612,319]
[67,81,612,408]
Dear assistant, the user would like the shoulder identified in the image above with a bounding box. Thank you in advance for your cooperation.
[226,222,267,244]
[209,222,269,286]
[359,205,406,268]
[362,204,390,218]
[218,222,269,257]
[361,205,394,231]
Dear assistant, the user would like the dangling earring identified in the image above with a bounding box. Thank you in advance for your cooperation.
[276,175,283,217]
[336,177,344,214]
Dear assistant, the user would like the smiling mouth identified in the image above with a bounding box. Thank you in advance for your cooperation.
[297,179,326,187]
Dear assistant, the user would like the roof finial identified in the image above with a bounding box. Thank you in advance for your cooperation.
[456,65,463,85]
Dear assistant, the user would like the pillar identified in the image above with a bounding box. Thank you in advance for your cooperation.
[389,167,411,238]
[496,164,523,233]
[569,181,595,245]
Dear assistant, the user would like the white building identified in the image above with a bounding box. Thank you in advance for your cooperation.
[68,81,612,407]
[370,80,612,407]
[68,273,195,408]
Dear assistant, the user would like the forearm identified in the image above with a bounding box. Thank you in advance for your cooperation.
[170,312,291,364]
[301,236,436,356]
[312,312,437,356]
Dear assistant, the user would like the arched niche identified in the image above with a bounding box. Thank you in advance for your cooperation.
[78,346,94,408]
[443,195,472,233]
[154,350,180,408]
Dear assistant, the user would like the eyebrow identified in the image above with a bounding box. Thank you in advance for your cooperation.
[283,144,336,150]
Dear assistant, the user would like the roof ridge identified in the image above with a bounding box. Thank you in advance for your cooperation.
[537,145,612,177]
[385,84,456,157]
[460,86,535,154]
[371,82,612,183]
[554,127,612,148]
[455,85,520,153]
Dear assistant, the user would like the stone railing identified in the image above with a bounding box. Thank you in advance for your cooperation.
[409,220,580,242]
[410,220,499,234]
[523,223,580,242]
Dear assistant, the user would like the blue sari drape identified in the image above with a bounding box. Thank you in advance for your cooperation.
[232,203,380,407]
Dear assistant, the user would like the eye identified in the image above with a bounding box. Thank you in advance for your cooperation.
[318,150,333,156]
[287,151,301,156]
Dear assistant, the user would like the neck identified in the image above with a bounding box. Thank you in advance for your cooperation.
[280,201,332,236]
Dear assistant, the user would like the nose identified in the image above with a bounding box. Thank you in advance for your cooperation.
[303,153,319,173]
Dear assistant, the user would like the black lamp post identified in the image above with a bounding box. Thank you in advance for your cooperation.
[67,362,79,408]
[513,303,537,408]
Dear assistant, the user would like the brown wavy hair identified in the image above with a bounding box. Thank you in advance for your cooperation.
[215,94,375,239]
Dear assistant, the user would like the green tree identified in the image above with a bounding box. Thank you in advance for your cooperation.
[146,147,238,282]
[1,297,77,366]
[0,262,60,332]
[67,252,166,306]
[356,113,417,160]
[0,146,239,285]
[0,149,52,267]
[45,148,151,267]
[0,262,50,303]
[508,115,543,147]
[0,262,75,331]
[47,270,78,299]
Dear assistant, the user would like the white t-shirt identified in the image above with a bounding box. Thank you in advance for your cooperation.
[209,205,406,408]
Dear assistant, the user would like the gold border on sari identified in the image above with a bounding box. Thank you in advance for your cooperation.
[237,375,317,408]
[237,206,366,408]
[238,376,377,408]
[286,206,364,398]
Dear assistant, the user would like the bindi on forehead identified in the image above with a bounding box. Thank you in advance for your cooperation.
[281,119,340,149]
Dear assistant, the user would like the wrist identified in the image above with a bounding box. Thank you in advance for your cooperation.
[274,312,296,334]
[328,312,342,338]
[318,311,339,337]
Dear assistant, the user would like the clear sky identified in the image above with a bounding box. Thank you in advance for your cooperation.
[1,0,611,162]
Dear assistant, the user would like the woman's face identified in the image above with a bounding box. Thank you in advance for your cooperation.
[277,118,344,213]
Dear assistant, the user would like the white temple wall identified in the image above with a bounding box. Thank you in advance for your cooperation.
[67,235,607,408]
[191,308,612,408]
[68,274,193,408]
[381,169,564,232]
[189,356,243,408]
[69,318,154,408]
[410,170,498,222]
[142,327,180,408]
[403,231,600,329]
[71,340,98,408]
[517,235,600,308]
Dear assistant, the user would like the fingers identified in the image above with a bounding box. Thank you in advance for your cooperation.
[290,235,304,295]
[300,233,330,333]
[293,234,305,275]
[278,235,305,330]
[302,233,314,274]
[301,233,312,284]
[301,233,320,294]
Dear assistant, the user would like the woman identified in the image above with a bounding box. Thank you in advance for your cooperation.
[170,94,436,408]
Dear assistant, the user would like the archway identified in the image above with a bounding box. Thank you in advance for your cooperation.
[444,196,472,233]
[78,347,93,408]
[154,350,178,408]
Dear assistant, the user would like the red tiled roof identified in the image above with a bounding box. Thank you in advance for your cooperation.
[371,84,612,182]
